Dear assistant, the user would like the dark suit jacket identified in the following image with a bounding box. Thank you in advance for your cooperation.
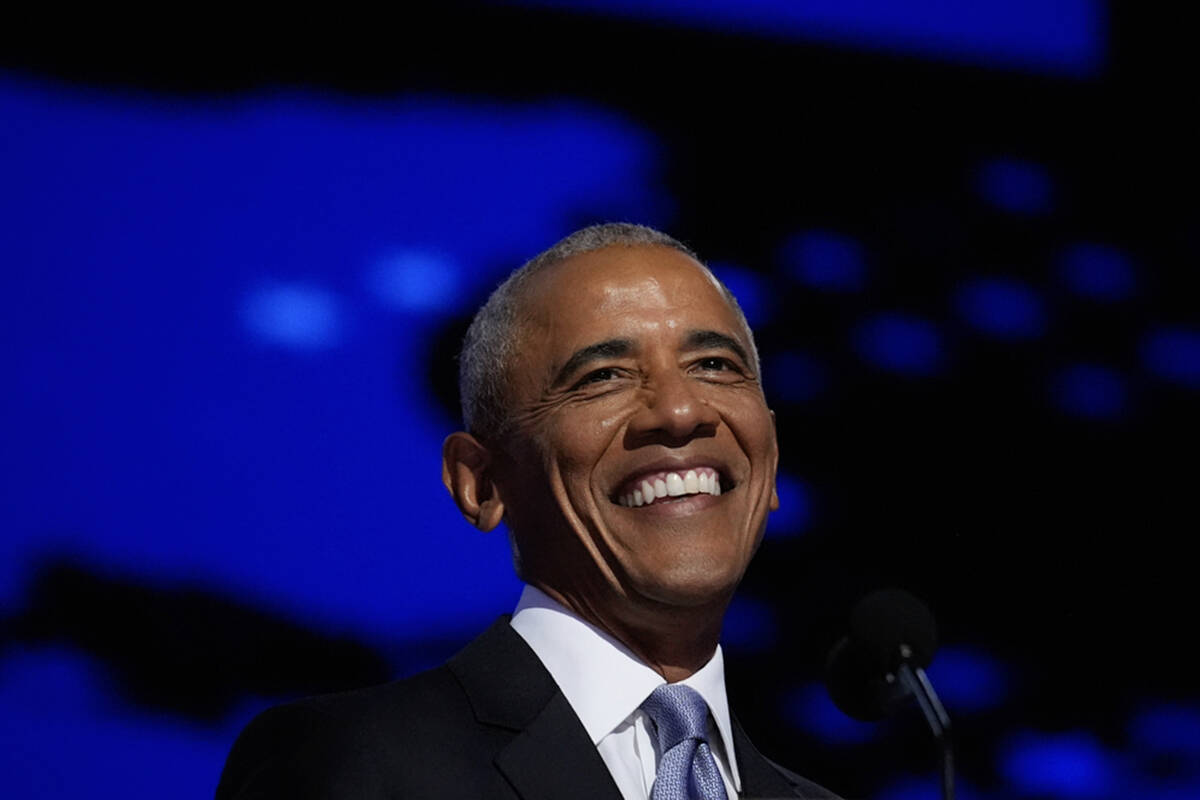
[216,617,840,799]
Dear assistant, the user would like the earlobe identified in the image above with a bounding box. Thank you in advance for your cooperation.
[442,432,506,532]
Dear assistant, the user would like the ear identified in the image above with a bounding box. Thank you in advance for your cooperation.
[769,409,780,512]
[442,432,506,532]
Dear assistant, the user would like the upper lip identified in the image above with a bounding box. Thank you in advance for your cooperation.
[609,455,735,500]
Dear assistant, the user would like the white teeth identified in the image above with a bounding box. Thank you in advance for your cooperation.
[713,479,721,496]
[666,472,685,496]
[654,478,668,499]
[633,489,643,506]
[684,470,699,494]
[698,472,709,493]
[641,480,654,503]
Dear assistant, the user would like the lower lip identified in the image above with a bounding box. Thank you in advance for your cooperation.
[616,491,725,516]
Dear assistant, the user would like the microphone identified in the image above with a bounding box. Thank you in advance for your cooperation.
[825,589,955,800]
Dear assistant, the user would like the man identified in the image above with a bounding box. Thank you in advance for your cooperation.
[216,224,840,799]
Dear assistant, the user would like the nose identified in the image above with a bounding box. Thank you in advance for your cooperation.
[625,368,720,446]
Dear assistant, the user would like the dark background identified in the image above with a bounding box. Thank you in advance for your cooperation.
[3,2,1198,798]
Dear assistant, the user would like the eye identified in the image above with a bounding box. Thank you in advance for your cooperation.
[572,367,620,388]
[696,357,734,371]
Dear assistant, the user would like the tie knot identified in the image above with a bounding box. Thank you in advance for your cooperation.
[640,683,712,751]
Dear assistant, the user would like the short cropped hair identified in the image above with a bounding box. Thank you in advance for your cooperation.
[458,222,758,440]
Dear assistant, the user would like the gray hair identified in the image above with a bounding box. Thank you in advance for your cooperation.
[458,222,758,440]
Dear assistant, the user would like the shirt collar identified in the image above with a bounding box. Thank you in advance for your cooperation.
[510,584,741,790]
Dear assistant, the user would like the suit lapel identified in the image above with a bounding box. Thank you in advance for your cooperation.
[732,714,805,799]
[448,617,623,800]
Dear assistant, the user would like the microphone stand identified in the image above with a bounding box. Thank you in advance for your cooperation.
[893,644,955,800]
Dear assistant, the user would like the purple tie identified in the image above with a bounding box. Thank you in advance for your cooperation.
[640,684,730,800]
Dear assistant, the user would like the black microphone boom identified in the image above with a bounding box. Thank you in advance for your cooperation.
[825,589,956,800]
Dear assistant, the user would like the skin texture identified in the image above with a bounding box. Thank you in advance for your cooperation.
[443,244,779,681]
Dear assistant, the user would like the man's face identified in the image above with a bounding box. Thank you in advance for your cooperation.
[493,245,778,619]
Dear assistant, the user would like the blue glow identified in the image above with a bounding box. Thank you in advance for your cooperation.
[955,277,1047,340]
[509,0,1104,75]
[765,351,827,405]
[924,645,1010,713]
[977,158,1054,215]
[0,77,666,631]
[721,594,778,653]
[780,230,867,292]
[855,313,944,375]
[243,284,344,349]
[1058,242,1136,301]
[766,472,812,538]
[367,249,464,314]
[1053,364,1127,419]
[1129,704,1200,758]
[1143,328,1200,389]
[999,730,1119,799]
[874,775,986,800]
[709,262,772,327]
[784,682,878,745]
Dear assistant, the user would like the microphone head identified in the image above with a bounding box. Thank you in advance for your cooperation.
[824,589,939,721]
[849,588,938,671]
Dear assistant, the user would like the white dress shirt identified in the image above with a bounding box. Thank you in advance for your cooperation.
[510,585,742,800]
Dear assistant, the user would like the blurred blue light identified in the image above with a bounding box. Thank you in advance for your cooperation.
[508,0,1104,75]
[780,230,867,292]
[978,158,1053,215]
[855,313,944,375]
[874,775,986,800]
[999,730,1118,799]
[709,262,772,327]
[242,284,343,349]
[924,645,1010,713]
[955,277,1047,339]
[784,682,878,745]
[1129,703,1200,758]
[765,351,826,405]
[767,472,812,538]
[1053,364,1127,419]
[1058,242,1136,301]
[721,594,778,653]
[368,249,464,314]
[1142,328,1200,389]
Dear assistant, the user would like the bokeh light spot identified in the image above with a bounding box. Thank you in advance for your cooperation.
[767,472,813,538]
[955,277,1046,339]
[368,249,463,314]
[977,158,1053,215]
[709,262,772,327]
[784,682,879,745]
[999,730,1118,799]
[242,284,343,349]
[780,230,867,292]
[1142,328,1200,389]
[1053,364,1127,419]
[925,645,1011,713]
[855,313,945,375]
[1058,242,1136,301]
[721,594,778,653]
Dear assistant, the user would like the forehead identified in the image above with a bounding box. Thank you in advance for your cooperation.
[520,245,745,349]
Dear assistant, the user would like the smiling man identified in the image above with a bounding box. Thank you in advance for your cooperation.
[217,224,839,800]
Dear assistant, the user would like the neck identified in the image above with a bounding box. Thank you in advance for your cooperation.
[534,582,728,682]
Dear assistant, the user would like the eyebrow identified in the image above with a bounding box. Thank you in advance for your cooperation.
[552,338,634,386]
[684,329,752,367]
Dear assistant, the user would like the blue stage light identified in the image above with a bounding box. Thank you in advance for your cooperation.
[720,594,778,653]
[1142,328,1200,389]
[783,682,878,745]
[367,249,464,314]
[977,158,1053,215]
[999,730,1118,799]
[1129,703,1200,758]
[709,262,772,327]
[1058,242,1136,301]
[855,313,944,375]
[507,0,1104,75]
[955,277,1047,339]
[779,230,867,292]
[766,472,812,538]
[1053,364,1127,419]
[924,645,1010,713]
[765,351,826,405]
[242,284,344,349]
[873,775,986,800]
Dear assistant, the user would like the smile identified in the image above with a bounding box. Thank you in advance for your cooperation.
[614,467,725,508]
